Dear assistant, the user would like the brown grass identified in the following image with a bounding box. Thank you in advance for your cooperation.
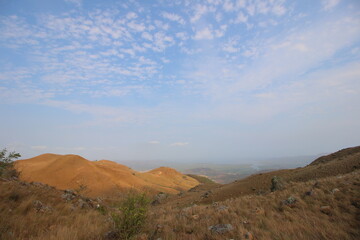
[0,180,110,240]
[140,170,360,240]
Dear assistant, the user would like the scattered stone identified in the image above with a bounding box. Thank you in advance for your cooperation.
[216,205,229,211]
[32,182,46,187]
[155,224,164,234]
[351,199,360,209]
[151,192,168,206]
[191,214,199,220]
[253,207,265,215]
[245,231,254,239]
[136,234,148,240]
[201,190,212,198]
[62,189,76,201]
[77,199,89,209]
[271,176,285,192]
[331,188,340,194]
[305,190,314,196]
[208,224,233,234]
[104,230,119,240]
[320,206,332,215]
[33,200,52,213]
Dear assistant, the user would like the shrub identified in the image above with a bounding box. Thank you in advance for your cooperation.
[112,192,150,239]
[270,176,285,192]
[0,148,21,179]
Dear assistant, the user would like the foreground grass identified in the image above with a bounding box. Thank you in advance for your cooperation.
[1,170,359,239]
[0,180,110,240]
[141,170,360,240]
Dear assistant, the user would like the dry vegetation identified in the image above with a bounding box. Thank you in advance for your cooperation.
[1,146,359,240]
[0,180,110,240]
[142,170,360,240]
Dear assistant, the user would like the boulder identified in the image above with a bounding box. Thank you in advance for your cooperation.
[245,231,254,239]
[208,224,233,234]
[320,206,332,215]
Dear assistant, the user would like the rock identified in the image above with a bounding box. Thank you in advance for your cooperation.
[201,190,212,198]
[136,234,148,240]
[62,189,76,201]
[271,176,285,192]
[155,224,164,233]
[245,231,254,239]
[33,200,52,213]
[331,188,340,194]
[216,205,229,211]
[208,224,233,234]
[305,190,314,196]
[104,230,119,240]
[253,207,265,215]
[351,199,360,209]
[151,192,168,206]
[320,206,332,215]
[191,214,199,220]
[77,199,89,209]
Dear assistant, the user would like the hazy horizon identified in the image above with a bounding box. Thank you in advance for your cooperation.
[1,0,360,163]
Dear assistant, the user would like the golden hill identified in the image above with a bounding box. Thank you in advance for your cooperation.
[15,153,199,197]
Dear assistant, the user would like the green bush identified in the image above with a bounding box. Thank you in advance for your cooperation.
[0,148,21,179]
[112,192,150,239]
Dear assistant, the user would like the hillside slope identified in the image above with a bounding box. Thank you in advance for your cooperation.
[144,170,360,240]
[196,146,360,204]
[15,154,199,197]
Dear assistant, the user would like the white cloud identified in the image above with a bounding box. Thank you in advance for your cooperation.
[191,4,208,23]
[194,27,213,40]
[176,32,188,41]
[141,32,153,41]
[223,0,234,12]
[127,21,145,32]
[170,142,189,146]
[322,0,341,11]
[148,141,160,144]
[126,12,138,19]
[233,12,248,24]
[162,12,185,25]
[215,25,227,38]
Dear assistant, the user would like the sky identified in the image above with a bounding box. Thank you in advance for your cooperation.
[0,0,359,163]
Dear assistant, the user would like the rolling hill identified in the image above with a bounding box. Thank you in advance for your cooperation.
[14,153,199,197]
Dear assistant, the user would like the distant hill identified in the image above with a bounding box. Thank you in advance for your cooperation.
[15,154,199,197]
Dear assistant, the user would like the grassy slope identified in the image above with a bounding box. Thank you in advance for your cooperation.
[1,146,359,240]
[143,170,360,240]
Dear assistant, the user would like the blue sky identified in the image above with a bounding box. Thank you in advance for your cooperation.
[0,0,359,162]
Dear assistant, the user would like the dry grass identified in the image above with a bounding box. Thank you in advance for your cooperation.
[0,180,111,240]
[2,147,359,240]
[140,170,360,240]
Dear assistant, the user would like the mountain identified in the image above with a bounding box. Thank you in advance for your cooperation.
[14,153,199,197]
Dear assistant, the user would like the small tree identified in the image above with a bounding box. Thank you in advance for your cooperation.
[0,148,21,179]
[112,192,150,239]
